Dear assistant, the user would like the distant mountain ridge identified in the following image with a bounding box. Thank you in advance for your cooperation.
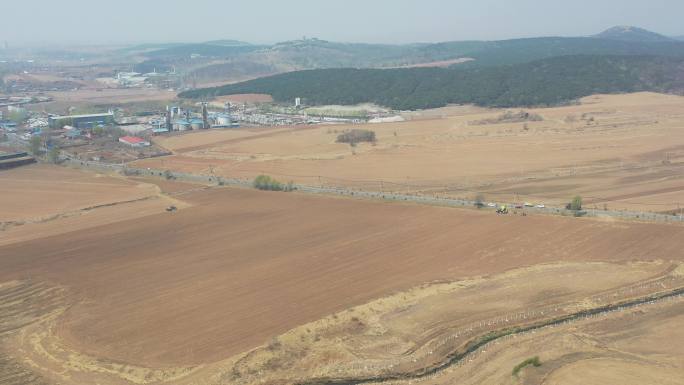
[125,26,684,83]
[594,26,675,42]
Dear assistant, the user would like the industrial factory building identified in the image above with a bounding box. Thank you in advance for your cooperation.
[49,112,115,129]
[165,104,213,131]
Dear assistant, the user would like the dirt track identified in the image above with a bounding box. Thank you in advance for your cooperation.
[2,186,684,368]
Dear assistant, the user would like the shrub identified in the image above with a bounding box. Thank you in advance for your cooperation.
[7,109,28,124]
[29,136,42,155]
[336,129,376,145]
[569,195,582,211]
[253,175,284,191]
[47,147,60,164]
[106,126,127,140]
[512,356,541,376]
[472,110,543,125]
[566,196,583,211]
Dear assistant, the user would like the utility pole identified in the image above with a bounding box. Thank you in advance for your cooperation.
[165,105,172,132]
[202,102,209,129]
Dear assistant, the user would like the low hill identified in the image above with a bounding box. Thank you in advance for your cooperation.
[179,37,684,84]
[594,26,674,42]
[423,37,684,67]
[203,40,253,47]
[144,43,264,59]
[150,35,684,69]
[180,55,684,110]
[263,38,431,68]
[116,42,187,54]
[132,27,684,83]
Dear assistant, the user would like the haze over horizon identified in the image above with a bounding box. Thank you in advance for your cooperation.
[3,0,684,46]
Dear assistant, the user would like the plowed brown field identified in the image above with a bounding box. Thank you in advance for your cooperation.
[2,185,684,369]
[0,164,183,245]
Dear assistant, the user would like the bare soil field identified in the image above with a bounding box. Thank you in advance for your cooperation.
[3,72,87,86]
[1,179,684,384]
[0,164,184,245]
[138,92,684,212]
[43,87,176,109]
[0,164,159,223]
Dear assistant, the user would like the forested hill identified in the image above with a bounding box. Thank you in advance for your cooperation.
[179,55,684,110]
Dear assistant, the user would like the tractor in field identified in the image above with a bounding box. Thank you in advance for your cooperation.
[496,205,509,214]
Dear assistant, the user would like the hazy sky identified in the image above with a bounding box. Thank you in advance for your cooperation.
[3,0,684,45]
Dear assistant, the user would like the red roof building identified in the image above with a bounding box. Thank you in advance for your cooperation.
[119,136,150,147]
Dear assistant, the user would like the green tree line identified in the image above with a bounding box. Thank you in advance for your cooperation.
[181,55,684,110]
